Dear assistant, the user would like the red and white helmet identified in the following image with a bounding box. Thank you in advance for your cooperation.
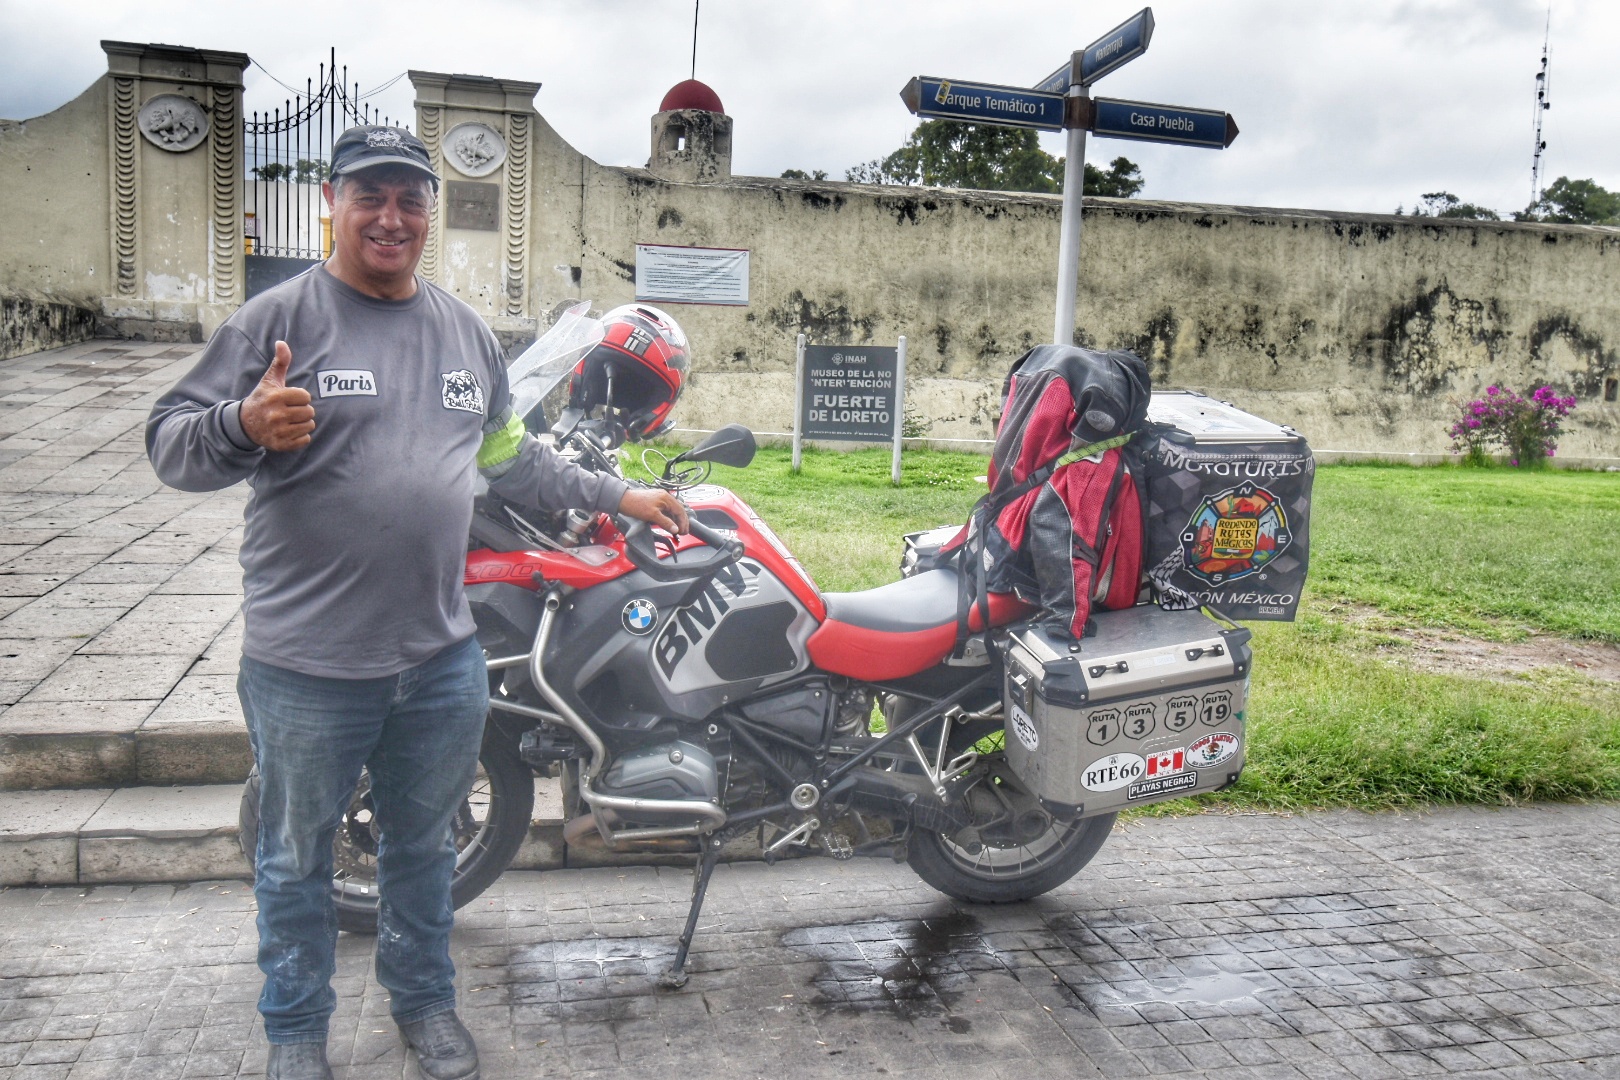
[567,304,690,441]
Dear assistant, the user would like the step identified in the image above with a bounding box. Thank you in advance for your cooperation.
[0,722,251,791]
[0,781,743,888]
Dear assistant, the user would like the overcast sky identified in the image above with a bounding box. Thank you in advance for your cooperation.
[2,0,1615,217]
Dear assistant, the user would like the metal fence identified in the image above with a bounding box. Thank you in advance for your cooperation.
[244,50,406,264]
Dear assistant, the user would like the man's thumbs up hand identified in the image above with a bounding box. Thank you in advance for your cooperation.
[240,340,315,451]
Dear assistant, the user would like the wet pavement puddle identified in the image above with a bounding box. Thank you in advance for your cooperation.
[493,886,1620,1061]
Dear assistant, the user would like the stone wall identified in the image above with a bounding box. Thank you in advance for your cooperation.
[474,110,1620,459]
[4,50,1615,461]
[0,79,111,356]
[0,42,247,354]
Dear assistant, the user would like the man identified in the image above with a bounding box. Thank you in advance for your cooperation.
[146,125,686,1080]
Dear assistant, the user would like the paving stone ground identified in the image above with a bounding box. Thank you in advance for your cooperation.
[0,340,249,795]
[4,802,1620,1079]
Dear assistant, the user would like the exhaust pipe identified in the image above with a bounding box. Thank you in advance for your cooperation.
[563,812,704,852]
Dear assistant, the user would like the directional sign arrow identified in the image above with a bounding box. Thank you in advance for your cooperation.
[901,76,1067,132]
[1079,8,1155,85]
[1087,97,1239,149]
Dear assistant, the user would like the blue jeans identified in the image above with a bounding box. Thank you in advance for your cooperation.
[238,635,488,1044]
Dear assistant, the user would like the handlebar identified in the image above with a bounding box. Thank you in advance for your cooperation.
[617,513,744,583]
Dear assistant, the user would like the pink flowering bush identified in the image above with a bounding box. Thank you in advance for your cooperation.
[1447,384,1577,467]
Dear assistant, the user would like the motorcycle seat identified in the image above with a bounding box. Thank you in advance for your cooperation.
[806,567,1034,681]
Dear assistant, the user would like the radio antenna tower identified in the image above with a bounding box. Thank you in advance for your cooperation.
[691,0,700,80]
[1530,6,1552,207]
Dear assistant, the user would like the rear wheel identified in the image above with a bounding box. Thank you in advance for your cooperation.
[238,727,535,934]
[890,702,1116,904]
[906,804,1117,904]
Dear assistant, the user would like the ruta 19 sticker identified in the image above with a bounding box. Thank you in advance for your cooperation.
[1187,731,1240,769]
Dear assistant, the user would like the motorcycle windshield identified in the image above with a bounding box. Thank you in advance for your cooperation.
[506,301,604,424]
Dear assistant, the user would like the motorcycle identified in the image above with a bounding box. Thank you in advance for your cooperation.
[239,304,1119,988]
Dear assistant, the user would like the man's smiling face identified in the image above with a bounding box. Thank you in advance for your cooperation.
[323,166,434,299]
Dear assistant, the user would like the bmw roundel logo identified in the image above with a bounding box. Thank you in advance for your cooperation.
[622,598,658,635]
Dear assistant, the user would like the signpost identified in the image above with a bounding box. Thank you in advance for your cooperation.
[899,77,1067,132]
[899,5,1240,348]
[1086,98,1239,150]
[1078,8,1156,85]
[792,335,909,482]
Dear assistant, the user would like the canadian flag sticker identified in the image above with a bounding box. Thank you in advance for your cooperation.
[1144,748,1185,777]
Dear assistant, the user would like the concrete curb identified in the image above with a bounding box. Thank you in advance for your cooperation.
[0,724,251,791]
[0,783,756,887]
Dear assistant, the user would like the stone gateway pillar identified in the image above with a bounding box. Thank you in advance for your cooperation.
[410,72,540,349]
[99,41,249,339]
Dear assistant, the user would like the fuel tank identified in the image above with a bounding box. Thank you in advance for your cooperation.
[538,487,824,730]
[543,554,820,732]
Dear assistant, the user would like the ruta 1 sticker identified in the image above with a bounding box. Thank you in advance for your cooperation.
[1086,708,1121,746]
[1187,731,1240,769]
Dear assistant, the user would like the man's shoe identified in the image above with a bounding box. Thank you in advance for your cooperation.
[398,1010,480,1080]
[266,1042,333,1080]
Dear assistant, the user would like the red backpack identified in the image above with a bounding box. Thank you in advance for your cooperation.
[954,345,1151,644]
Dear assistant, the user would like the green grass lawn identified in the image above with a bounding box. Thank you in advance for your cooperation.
[638,445,1620,810]
[1309,463,1620,642]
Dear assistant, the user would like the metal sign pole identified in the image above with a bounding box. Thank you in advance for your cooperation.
[792,332,806,472]
[891,334,907,485]
[1053,66,1089,347]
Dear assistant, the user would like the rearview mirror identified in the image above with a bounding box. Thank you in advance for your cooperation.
[675,423,756,469]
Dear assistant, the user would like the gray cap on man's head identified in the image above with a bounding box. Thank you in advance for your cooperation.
[330,125,439,187]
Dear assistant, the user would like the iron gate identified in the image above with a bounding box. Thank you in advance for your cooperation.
[244,51,408,297]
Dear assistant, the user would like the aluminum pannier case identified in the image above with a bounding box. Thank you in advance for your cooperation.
[1002,606,1251,814]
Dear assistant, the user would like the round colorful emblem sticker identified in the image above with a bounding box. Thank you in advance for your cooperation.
[1180,482,1292,585]
[1187,731,1240,769]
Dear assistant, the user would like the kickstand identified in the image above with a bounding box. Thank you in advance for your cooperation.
[659,835,722,989]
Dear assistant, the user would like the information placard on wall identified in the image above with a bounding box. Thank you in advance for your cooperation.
[634,244,750,306]
[797,344,899,442]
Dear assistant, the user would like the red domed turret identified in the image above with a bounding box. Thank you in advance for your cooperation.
[660,79,725,115]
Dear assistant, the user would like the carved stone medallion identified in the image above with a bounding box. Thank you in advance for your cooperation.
[442,122,507,177]
[137,94,210,152]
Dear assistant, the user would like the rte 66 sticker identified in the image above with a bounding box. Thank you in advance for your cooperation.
[1187,731,1240,769]
[1083,752,1145,792]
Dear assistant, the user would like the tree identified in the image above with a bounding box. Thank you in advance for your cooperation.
[251,159,330,183]
[780,168,828,181]
[1085,157,1145,198]
[1518,177,1620,224]
[1404,192,1500,220]
[292,158,330,183]
[842,120,1143,198]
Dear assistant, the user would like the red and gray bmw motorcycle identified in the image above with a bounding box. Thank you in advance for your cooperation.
[240,304,1117,988]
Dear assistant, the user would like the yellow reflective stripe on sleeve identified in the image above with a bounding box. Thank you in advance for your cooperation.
[477,411,526,470]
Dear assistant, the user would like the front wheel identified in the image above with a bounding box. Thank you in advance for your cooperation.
[237,728,535,934]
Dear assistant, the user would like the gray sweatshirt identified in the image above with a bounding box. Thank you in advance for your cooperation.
[146,266,628,678]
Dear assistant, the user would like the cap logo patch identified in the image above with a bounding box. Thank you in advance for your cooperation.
[366,129,405,149]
